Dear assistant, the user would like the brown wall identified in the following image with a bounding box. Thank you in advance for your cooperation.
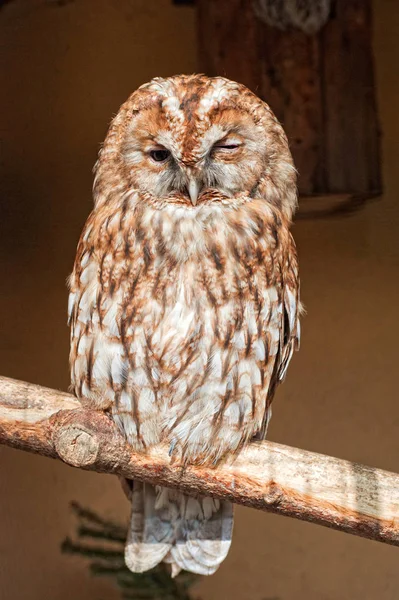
[1,1,398,599]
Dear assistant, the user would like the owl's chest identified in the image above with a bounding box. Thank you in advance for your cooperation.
[124,261,222,361]
[114,247,273,384]
[89,203,278,373]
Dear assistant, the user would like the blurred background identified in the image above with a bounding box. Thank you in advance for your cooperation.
[0,1,398,599]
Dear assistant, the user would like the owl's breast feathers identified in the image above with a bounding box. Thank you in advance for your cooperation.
[69,197,300,464]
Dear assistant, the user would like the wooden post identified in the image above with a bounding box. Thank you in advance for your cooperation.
[197,0,382,204]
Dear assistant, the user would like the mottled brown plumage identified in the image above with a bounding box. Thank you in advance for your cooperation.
[68,74,301,576]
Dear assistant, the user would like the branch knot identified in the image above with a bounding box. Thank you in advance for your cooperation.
[54,425,99,467]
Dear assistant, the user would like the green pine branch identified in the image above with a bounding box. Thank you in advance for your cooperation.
[62,502,201,600]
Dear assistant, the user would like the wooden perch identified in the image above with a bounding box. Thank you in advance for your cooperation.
[1,375,398,546]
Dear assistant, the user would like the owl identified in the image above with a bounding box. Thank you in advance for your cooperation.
[68,74,301,577]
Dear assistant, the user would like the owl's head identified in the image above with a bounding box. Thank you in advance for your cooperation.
[94,75,297,219]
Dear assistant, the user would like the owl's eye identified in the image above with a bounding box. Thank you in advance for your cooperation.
[214,144,240,150]
[212,139,241,154]
[149,148,170,163]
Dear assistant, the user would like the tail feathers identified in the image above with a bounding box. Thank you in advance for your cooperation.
[124,482,233,576]
[167,493,233,576]
[124,482,175,572]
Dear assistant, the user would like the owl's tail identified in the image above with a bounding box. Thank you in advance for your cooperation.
[124,481,233,576]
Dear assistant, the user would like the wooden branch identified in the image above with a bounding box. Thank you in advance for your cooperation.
[1,375,398,546]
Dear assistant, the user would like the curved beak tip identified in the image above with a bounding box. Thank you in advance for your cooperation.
[188,179,199,206]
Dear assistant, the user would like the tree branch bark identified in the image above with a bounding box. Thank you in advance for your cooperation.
[1,375,398,546]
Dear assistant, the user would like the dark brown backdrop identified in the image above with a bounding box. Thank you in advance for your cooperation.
[0,1,398,599]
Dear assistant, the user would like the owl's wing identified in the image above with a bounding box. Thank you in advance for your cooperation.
[257,232,301,440]
[277,266,301,382]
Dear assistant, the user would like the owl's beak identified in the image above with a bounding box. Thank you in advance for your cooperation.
[188,178,200,206]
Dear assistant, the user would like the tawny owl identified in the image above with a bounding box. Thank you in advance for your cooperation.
[68,74,301,577]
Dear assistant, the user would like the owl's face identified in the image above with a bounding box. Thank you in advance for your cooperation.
[121,80,270,205]
[95,75,297,218]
